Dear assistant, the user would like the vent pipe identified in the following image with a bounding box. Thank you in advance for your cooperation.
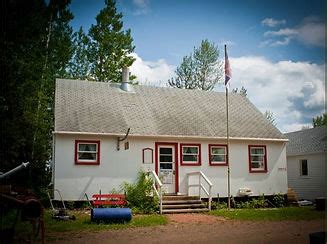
[120,67,134,92]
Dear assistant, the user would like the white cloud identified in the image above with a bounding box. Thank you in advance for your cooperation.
[261,16,325,47]
[261,18,286,27]
[264,28,298,37]
[129,53,175,86]
[132,0,150,15]
[271,37,292,46]
[282,123,312,133]
[130,53,325,133]
[226,56,325,133]
[297,17,325,47]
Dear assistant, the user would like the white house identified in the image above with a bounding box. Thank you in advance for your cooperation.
[52,75,288,201]
[285,126,326,200]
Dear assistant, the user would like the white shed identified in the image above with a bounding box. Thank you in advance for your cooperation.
[285,126,326,200]
[53,78,288,201]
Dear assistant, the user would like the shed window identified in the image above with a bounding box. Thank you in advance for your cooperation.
[75,140,100,165]
[300,159,308,176]
[248,145,267,172]
[209,144,228,166]
[180,144,201,166]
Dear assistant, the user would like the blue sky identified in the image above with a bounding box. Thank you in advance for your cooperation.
[69,0,325,132]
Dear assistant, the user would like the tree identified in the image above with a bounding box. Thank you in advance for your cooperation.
[0,0,73,193]
[168,39,223,91]
[88,0,135,82]
[264,110,277,126]
[312,113,327,127]
[67,27,91,79]
[232,86,247,97]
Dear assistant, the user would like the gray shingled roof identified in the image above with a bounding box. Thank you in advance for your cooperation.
[285,126,327,156]
[54,79,285,139]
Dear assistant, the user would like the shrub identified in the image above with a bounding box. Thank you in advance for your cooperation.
[250,195,266,208]
[235,195,267,209]
[211,201,228,210]
[272,194,285,208]
[65,201,75,210]
[122,170,159,213]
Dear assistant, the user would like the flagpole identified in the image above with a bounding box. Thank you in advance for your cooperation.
[226,85,231,210]
[224,44,231,210]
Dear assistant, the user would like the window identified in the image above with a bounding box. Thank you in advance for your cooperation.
[300,159,308,176]
[209,144,228,166]
[248,145,267,172]
[180,144,201,166]
[75,140,100,165]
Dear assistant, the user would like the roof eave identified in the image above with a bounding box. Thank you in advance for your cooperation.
[53,131,288,142]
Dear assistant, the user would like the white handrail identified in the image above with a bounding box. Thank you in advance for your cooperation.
[150,171,163,214]
[186,171,213,210]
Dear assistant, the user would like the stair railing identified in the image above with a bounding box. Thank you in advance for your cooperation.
[186,171,213,210]
[149,170,163,214]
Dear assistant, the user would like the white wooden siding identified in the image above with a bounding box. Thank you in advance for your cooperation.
[54,134,288,200]
[287,153,326,200]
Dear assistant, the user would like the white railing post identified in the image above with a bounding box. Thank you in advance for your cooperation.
[198,174,201,197]
[159,187,162,214]
[150,171,163,214]
[186,171,213,211]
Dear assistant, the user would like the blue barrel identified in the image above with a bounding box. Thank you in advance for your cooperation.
[91,208,132,222]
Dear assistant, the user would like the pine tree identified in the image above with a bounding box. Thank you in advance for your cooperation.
[312,113,327,127]
[88,0,135,82]
[0,0,73,192]
[67,27,91,79]
[168,39,223,91]
[232,86,247,97]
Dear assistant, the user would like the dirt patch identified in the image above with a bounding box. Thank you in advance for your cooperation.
[167,213,225,223]
[45,215,324,244]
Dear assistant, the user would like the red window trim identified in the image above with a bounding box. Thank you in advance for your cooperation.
[75,140,100,165]
[208,144,228,166]
[248,145,267,173]
[142,148,153,164]
[180,143,201,166]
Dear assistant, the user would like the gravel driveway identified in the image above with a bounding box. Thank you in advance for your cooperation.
[47,214,324,244]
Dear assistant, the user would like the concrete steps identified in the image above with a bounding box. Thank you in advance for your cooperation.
[162,195,209,214]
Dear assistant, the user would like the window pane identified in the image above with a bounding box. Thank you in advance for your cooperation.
[79,143,96,152]
[160,163,172,169]
[251,162,263,169]
[159,148,172,154]
[183,146,198,154]
[212,147,225,155]
[183,155,198,162]
[211,155,225,162]
[251,156,264,162]
[301,160,308,176]
[160,155,172,162]
[251,148,264,155]
[78,152,96,160]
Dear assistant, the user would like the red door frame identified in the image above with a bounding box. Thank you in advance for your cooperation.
[155,142,179,193]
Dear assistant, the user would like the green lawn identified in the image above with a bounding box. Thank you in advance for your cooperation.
[43,210,167,233]
[4,206,325,242]
[3,209,167,241]
[209,206,325,221]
